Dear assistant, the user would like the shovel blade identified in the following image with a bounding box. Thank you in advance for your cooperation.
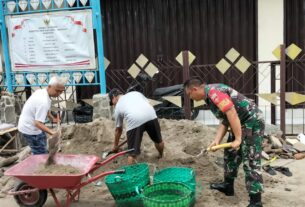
[102,151,112,159]
[46,133,61,166]
[45,156,55,166]
[45,151,56,166]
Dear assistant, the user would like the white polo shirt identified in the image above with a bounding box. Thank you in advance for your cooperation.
[18,89,51,135]
[114,91,157,131]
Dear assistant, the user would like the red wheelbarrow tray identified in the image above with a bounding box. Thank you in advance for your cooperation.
[4,154,100,189]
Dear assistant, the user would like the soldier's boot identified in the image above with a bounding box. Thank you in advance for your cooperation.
[210,177,234,196]
[247,193,263,207]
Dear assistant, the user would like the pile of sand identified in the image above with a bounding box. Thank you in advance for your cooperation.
[34,164,81,175]
[58,118,252,206]
[0,118,283,206]
[61,118,215,162]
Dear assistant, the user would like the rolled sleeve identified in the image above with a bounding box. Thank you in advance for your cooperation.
[114,109,123,128]
[208,89,234,113]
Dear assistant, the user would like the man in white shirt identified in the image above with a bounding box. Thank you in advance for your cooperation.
[109,88,164,164]
[18,77,65,154]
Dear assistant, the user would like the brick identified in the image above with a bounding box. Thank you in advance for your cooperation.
[293,142,305,152]
[269,135,283,149]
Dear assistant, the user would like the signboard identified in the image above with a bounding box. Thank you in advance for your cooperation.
[6,9,96,71]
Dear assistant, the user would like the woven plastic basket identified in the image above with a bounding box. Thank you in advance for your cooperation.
[105,163,150,207]
[142,182,193,207]
[154,167,196,191]
[153,167,196,206]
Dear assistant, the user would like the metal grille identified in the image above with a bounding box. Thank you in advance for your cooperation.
[190,63,258,102]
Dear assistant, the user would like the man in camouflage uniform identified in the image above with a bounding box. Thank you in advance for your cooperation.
[184,78,265,207]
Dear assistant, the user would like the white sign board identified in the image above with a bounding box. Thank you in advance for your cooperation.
[6,9,96,71]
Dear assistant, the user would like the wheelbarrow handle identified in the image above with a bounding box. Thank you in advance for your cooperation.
[78,170,126,189]
[124,149,135,154]
[115,169,126,174]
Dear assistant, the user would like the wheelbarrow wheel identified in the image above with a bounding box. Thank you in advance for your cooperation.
[14,181,48,207]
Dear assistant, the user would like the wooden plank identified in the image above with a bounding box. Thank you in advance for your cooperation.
[0,155,18,167]
[0,127,18,135]
[0,149,19,152]
[0,135,16,154]
[81,99,93,106]
[293,142,305,152]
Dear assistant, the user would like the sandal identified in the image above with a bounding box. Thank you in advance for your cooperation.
[262,165,276,176]
[273,166,292,177]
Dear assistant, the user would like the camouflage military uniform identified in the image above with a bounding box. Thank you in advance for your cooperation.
[205,83,265,195]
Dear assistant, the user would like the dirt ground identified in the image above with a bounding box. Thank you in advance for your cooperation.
[1,118,305,207]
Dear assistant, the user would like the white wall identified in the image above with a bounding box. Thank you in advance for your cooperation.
[258,0,283,124]
[258,0,284,62]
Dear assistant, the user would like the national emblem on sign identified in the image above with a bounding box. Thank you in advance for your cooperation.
[43,15,50,26]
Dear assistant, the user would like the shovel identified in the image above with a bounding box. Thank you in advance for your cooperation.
[102,140,128,159]
[46,114,61,166]
[195,142,233,158]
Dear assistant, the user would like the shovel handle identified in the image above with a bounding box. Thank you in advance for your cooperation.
[118,140,128,148]
[208,142,232,151]
[56,113,60,129]
[104,140,128,157]
[109,140,128,152]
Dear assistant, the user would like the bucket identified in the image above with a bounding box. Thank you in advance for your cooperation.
[142,182,193,207]
[153,167,196,206]
[105,163,149,207]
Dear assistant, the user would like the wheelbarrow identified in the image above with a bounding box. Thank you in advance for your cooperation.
[4,149,133,207]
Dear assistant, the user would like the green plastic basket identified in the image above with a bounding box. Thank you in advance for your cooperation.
[153,167,196,206]
[105,163,150,207]
[154,167,196,192]
[142,182,193,207]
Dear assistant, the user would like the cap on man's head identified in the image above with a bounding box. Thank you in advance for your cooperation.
[108,88,122,106]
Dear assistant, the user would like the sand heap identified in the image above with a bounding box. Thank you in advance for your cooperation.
[61,118,215,163]
[1,118,283,206]
[60,118,223,181]
[57,118,251,206]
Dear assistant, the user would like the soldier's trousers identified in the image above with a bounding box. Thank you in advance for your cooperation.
[224,118,265,195]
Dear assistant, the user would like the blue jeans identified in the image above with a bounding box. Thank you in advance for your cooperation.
[21,132,48,155]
